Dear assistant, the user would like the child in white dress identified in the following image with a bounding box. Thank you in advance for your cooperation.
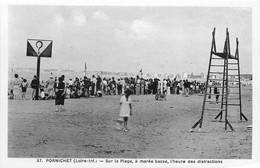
[118,89,132,131]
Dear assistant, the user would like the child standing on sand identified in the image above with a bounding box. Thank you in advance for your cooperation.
[118,89,132,131]
[21,78,28,100]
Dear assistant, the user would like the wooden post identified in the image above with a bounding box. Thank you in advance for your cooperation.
[35,56,41,100]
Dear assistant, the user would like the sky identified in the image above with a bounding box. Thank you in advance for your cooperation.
[8,6,252,75]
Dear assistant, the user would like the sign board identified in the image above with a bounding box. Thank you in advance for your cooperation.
[27,39,52,57]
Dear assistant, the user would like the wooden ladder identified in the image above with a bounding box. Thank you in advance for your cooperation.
[190,28,247,132]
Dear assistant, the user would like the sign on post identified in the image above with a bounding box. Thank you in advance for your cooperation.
[27,39,52,57]
[26,39,53,100]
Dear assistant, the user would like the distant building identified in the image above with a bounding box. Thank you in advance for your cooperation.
[201,73,205,78]
[187,72,205,79]
[241,74,252,80]
[175,74,181,79]
[182,72,188,79]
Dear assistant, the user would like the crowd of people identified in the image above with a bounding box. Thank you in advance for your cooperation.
[7,73,243,132]
[8,73,207,100]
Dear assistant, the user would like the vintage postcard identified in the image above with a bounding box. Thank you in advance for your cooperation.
[1,0,260,168]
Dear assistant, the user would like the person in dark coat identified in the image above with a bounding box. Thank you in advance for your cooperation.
[31,75,39,100]
[55,77,66,112]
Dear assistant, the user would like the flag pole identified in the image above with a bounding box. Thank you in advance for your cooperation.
[160,75,163,93]
[85,63,87,77]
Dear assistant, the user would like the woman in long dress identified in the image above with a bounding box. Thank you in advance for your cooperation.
[12,74,21,100]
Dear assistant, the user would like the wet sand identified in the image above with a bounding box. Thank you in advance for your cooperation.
[8,86,252,159]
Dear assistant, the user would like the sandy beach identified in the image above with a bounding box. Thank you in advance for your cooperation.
[8,86,252,159]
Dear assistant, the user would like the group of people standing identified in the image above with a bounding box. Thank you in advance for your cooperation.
[51,75,206,98]
[9,73,207,101]
[9,74,31,100]
[9,74,66,112]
